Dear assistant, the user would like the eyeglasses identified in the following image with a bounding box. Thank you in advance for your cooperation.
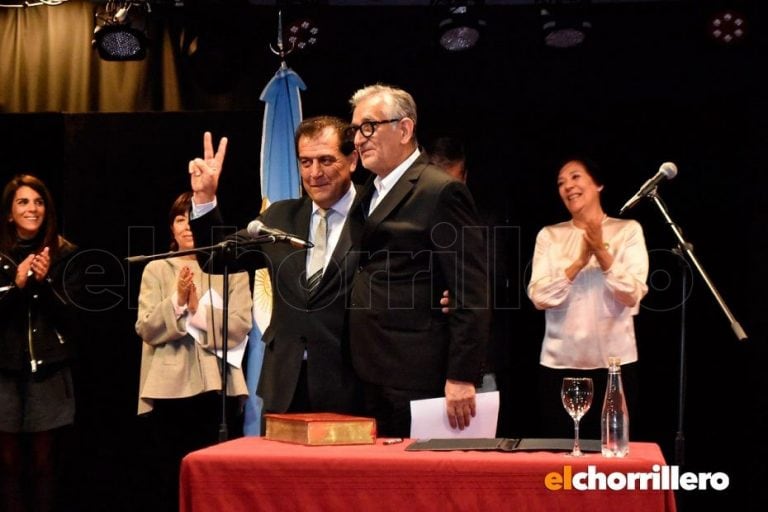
[346,118,402,139]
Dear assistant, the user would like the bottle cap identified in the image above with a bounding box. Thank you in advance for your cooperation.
[607,356,621,367]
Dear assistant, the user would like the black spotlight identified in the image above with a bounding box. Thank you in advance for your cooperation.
[93,2,148,61]
[437,2,486,52]
[93,25,147,61]
[539,0,592,49]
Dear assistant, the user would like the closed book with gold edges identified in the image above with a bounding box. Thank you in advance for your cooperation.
[264,412,377,446]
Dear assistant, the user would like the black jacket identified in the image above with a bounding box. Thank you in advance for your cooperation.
[349,154,490,391]
[0,236,81,374]
[190,197,364,416]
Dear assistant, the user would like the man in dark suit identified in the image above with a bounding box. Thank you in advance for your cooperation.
[347,85,490,437]
[186,117,363,417]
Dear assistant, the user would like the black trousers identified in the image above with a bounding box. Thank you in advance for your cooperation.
[147,392,242,512]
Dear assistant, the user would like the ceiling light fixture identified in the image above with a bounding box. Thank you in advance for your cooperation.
[708,10,747,45]
[92,1,149,61]
[436,1,486,52]
[539,0,592,49]
[287,18,319,52]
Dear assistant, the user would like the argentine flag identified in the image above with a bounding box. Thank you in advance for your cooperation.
[243,64,305,435]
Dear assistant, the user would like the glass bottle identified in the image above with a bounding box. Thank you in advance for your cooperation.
[601,356,630,457]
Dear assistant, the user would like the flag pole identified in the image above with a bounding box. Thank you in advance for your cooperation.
[242,8,305,437]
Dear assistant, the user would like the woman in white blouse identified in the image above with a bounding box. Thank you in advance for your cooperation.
[527,158,649,439]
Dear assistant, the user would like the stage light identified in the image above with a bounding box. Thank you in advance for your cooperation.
[93,25,147,61]
[287,18,319,52]
[709,10,747,45]
[437,2,486,52]
[92,1,148,61]
[539,0,592,49]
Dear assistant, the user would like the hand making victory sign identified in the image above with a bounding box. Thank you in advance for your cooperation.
[189,131,228,205]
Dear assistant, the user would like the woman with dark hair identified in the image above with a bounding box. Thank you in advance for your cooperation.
[527,158,649,440]
[135,191,251,511]
[0,174,81,512]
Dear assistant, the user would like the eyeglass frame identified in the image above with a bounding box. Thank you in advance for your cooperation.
[346,118,402,139]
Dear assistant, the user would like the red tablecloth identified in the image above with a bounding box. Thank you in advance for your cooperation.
[181,437,677,512]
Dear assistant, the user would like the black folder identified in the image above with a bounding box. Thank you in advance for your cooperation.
[405,438,601,452]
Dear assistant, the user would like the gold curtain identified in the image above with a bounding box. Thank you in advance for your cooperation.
[0,1,181,113]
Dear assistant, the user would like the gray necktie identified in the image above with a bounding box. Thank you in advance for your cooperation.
[307,208,328,293]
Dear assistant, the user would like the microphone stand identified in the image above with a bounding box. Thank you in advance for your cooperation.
[644,189,748,465]
[671,244,690,465]
[126,237,274,442]
[647,191,747,341]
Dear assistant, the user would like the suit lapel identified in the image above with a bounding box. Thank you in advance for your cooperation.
[294,198,313,241]
[356,178,375,221]
[318,216,352,292]
[362,154,428,239]
[291,199,313,290]
[330,209,354,263]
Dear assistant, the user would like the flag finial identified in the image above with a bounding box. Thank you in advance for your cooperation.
[270,10,293,67]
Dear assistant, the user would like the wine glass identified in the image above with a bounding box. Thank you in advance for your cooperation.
[561,377,594,456]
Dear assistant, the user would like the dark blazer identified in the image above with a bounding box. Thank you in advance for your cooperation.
[190,194,362,415]
[349,153,490,392]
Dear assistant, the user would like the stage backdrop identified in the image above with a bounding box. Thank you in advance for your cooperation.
[0,2,766,511]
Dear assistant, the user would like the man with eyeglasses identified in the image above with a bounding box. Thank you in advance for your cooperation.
[346,84,490,437]
[187,116,365,424]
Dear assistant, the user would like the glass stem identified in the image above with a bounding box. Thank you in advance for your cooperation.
[573,418,581,454]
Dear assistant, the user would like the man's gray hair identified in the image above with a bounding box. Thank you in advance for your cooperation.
[349,84,418,126]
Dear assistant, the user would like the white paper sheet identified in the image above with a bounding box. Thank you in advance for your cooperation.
[409,391,499,439]
[185,288,248,368]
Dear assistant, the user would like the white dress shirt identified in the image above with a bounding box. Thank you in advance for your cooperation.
[368,148,421,215]
[307,185,356,273]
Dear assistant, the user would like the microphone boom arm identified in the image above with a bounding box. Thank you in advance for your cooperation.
[649,191,747,341]
[124,236,276,264]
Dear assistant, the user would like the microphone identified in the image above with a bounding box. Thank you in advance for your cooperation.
[619,162,678,215]
[246,220,313,249]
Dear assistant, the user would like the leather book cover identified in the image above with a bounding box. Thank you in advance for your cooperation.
[264,412,377,446]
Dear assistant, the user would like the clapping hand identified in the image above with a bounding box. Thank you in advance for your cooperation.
[15,254,34,288]
[31,247,50,282]
[14,247,51,288]
[565,235,593,282]
[582,217,605,253]
[187,280,198,315]
[176,266,197,312]
[582,217,613,271]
